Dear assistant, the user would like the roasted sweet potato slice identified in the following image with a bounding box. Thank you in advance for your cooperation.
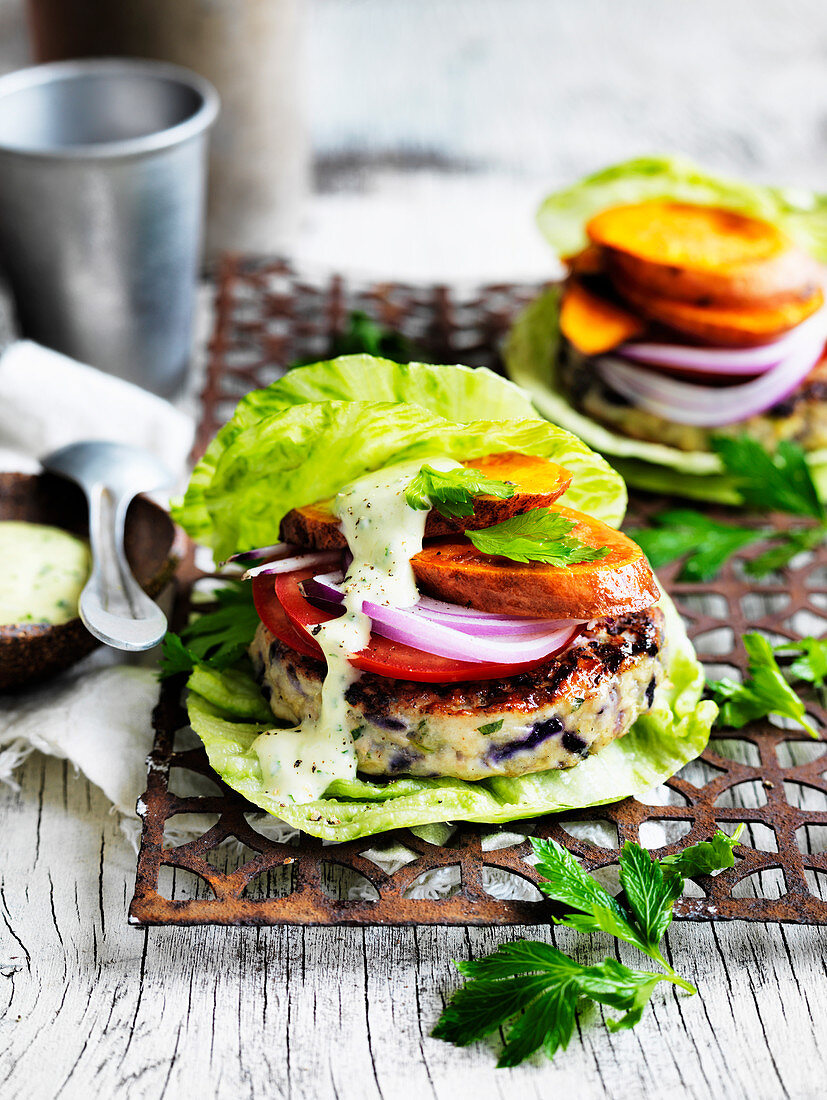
[606,243,823,310]
[587,202,790,271]
[618,279,824,347]
[279,453,573,550]
[410,504,659,620]
[559,278,646,356]
[564,244,607,277]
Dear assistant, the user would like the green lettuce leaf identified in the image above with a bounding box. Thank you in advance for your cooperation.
[174,356,538,543]
[536,155,827,262]
[503,288,827,505]
[184,589,715,842]
[250,355,539,421]
[173,376,627,561]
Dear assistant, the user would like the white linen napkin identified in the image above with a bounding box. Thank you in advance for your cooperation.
[0,340,193,475]
[0,340,195,840]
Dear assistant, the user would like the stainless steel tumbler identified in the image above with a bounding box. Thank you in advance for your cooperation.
[0,59,219,395]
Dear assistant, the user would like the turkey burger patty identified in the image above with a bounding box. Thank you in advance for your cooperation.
[249,606,666,782]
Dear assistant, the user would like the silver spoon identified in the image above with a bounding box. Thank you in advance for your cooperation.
[41,442,173,651]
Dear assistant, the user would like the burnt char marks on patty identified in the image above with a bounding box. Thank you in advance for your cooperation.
[344,607,664,717]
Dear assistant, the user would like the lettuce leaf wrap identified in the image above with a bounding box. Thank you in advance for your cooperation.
[185,590,714,842]
[505,157,827,504]
[173,355,714,840]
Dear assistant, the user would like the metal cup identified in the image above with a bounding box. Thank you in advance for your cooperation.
[0,59,219,396]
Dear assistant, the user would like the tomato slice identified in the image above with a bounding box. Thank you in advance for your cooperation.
[252,569,568,683]
[252,571,323,660]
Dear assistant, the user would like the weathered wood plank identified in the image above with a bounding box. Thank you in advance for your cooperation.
[2,738,827,1100]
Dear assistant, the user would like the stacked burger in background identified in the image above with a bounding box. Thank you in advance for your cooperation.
[504,158,827,504]
[559,202,827,453]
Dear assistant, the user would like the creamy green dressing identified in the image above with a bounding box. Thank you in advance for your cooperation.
[0,521,90,626]
[253,456,461,803]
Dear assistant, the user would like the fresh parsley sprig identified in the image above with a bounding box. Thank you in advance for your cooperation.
[433,830,742,1066]
[629,509,766,582]
[659,828,746,877]
[159,583,260,679]
[405,464,515,518]
[707,632,819,738]
[290,310,426,368]
[712,436,825,520]
[745,525,827,578]
[406,467,610,565]
[627,437,827,582]
[468,509,610,566]
[532,838,689,990]
[774,635,827,694]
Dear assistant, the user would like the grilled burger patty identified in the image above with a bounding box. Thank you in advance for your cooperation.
[248,607,666,781]
[559,337,827,454]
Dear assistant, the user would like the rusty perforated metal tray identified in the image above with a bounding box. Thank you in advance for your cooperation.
[129,257,827,927]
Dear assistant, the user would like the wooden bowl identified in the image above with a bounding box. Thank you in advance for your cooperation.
[0,472,181,692]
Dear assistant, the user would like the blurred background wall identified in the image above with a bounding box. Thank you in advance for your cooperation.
[307,0,825,189]
[0,0,823,277]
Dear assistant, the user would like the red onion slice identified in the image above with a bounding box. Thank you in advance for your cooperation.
[416,608,564,636]
[618,307,827,376]
[223,541,300,566]
[597,334,826,427]
[302,576,568,637]
[361,599,581,663]
[243,550,343,579]
[415,594,539,621]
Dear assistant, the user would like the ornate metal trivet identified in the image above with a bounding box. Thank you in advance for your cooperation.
[130,258,827,926]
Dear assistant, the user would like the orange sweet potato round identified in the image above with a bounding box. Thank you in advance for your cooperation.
[617,279,824,347]
[279,453,573,551]
[559,278,646,356]
[606,244,822,310]
[410,504,659,620]
[587,202,790,271]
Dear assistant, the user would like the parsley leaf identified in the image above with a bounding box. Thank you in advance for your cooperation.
[660,825,744,878]
[290,310,425,368]
[405,464,515,518]
[467,510,610,566]
[159,583,260,679]
[628,509,765,582]
[774,636,827,690]
[712,435,825,520]
[618,842,682,948]
[331,310,423,363]
[576,958,664,1033]
[476,719,504,735]
[433,942,666,1066]
[434,830,742,1065]
[531,838,647,950]
[708,632,819,738]
[745,524,827,578]
[158,631,197,678]
[629,437,827,583]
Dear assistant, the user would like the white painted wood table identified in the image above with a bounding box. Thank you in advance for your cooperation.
[1,749,826,1100]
